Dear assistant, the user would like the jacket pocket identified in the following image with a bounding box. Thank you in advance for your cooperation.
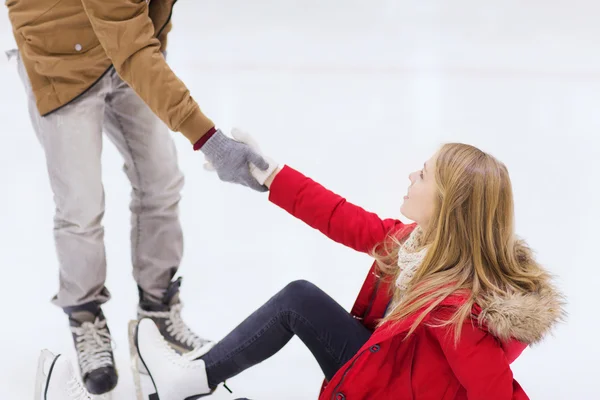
[21,26,100,56]
[18,1,101,57]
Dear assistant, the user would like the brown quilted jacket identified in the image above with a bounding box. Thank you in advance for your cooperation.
[6,0,214,144]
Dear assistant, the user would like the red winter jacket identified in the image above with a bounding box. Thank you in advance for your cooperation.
[269,166,563,400]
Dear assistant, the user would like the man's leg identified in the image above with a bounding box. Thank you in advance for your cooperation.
[201,280,372,389]
[16,55,117,394]
[16,55,111,308]
[102,72,210,355]
[102,70,184,302]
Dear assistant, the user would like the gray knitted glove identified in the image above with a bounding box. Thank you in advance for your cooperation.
[200,129,269,192]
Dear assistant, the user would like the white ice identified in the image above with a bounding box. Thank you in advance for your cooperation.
[1,1,599,399]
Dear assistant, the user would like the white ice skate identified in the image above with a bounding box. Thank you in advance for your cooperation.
[34,349,92,400]
[131,318,215,400]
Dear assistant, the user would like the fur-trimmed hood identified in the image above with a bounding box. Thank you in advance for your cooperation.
[477,282,566,345]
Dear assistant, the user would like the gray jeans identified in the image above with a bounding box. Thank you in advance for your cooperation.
[14,51,185,309]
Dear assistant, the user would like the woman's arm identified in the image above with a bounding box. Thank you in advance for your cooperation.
[266,166,404,253]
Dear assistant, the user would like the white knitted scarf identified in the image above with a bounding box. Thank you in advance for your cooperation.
[395,226,428,292]
[385,226,428,316]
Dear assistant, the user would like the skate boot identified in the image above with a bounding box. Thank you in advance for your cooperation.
[134,318,215,400]
[136,277,213,359]
[68,306,118,395]
[34,349,92,400]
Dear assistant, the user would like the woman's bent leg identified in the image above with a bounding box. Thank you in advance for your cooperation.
[201,280,371,388]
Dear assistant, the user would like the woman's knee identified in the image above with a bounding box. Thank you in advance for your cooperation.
[276,280,323,307]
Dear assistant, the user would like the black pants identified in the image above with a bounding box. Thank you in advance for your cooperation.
[200,280,372,389]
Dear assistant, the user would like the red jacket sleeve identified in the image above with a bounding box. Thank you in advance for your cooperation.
[268,166,404,253]
[429,321,529,400]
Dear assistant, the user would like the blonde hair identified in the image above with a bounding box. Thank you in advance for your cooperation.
[373,143,551,343]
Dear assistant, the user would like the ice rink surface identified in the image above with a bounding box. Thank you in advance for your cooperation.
[1,1,598,399]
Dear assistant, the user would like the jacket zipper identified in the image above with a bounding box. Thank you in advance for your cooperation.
[327,273,383,398]
[43,0,178,117]
[330,348,368,400]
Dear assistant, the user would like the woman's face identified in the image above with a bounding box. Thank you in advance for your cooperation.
[400,153,439,228]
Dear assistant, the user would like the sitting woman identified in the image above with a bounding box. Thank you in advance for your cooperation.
[38,136,565,400]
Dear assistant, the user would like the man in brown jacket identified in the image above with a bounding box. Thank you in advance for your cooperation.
[6,0,269,395]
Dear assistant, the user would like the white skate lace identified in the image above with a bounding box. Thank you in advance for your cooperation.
[152,325,215,368]
[70,318,113,376]
[138,303,210,349]
[67,375,92,400]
